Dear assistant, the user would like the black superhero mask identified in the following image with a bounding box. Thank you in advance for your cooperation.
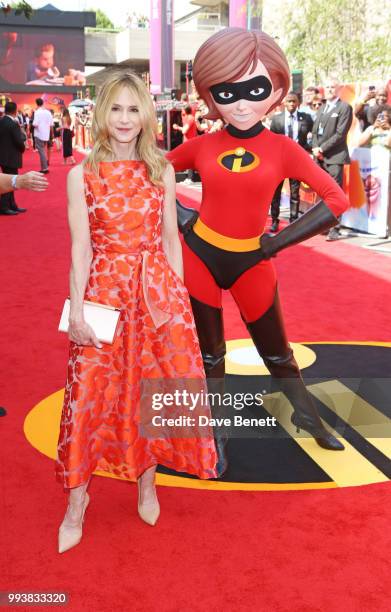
[210,75,273,105]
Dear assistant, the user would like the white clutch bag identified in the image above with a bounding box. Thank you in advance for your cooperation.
[58,298,121,344]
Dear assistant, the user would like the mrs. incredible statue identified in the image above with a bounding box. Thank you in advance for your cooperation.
[167,28,349,454]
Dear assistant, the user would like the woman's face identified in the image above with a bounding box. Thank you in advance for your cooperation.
[107,86,142,144]
[211,59,282,131]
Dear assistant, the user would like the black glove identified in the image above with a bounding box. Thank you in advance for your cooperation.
[260,201,338,260]
[176,199,199,235]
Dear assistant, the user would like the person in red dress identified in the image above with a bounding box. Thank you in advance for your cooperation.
[167,28,350,454]
[173,105,198,183]
[173,105,198,141]
[56,71,217,553]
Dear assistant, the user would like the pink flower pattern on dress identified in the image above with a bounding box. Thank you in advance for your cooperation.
[56,161,217,487]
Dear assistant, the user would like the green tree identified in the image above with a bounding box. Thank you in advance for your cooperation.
[1,1,33,18]
[282,0,391,84]
[89,7,114,30]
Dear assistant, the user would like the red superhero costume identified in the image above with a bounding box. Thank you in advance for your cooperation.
[166,27,350,458]
[167,123,347,321]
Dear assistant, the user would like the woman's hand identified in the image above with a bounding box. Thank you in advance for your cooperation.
[68,319,102,348]
[16,171,48,191]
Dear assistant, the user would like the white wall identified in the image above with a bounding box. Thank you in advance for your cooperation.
[85,28,213,65]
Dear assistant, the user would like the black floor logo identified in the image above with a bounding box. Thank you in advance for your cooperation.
[24,342,391,491]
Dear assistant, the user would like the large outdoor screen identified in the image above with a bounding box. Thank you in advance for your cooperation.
[0,26,85,91]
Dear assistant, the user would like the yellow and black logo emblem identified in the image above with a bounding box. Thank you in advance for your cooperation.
[217,147,260,173]
[25,342,391,492]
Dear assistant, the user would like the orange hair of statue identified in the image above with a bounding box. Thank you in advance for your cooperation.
[193,28,290,120]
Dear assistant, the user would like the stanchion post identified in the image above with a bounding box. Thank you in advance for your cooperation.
[166,108,171,151]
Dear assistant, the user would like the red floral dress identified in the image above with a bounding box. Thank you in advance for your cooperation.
[56,161,218,488]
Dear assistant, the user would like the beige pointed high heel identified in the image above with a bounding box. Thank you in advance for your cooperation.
[137,469,160,526]
[58,492,90,553]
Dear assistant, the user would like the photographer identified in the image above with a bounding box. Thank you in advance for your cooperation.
[355,87,388,131]
[358,108,391,149]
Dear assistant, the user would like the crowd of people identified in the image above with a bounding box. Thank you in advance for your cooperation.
[2,80,389,224]
[171,80,391,148]
[1,79,389,224]
[0,98,91,215]
[270,82,390,239]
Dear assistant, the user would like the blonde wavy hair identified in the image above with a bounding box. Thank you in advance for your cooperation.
[85,70,168,185]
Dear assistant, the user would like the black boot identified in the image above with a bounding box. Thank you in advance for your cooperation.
[263,350,344,450]
[190,296,228,475]
[246,292,344,451]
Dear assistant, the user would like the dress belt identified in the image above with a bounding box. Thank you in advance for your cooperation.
[141,248,171,329]
[93,245,172,329]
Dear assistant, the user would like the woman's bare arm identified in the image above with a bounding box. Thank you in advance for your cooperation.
[358,125,374,147]
[67,164,101,347]
[161,163,184,281]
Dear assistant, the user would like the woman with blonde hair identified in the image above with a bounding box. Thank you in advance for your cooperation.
[56,70,217,553]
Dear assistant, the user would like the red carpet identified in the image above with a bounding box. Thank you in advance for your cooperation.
[1,149,391,611]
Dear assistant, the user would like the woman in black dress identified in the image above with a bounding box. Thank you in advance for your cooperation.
[61,108,75,165]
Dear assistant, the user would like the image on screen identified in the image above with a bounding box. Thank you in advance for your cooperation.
[0,27,85,90]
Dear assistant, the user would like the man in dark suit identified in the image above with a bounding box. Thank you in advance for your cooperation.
[0,101,27,215]
[312,78,353,240]
[269,91,313,232]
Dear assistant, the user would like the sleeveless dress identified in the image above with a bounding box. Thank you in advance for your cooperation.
[62,127,73,158]
[56,160,218,488]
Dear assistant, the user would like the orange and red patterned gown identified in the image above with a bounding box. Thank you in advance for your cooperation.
[56,160,218,488]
